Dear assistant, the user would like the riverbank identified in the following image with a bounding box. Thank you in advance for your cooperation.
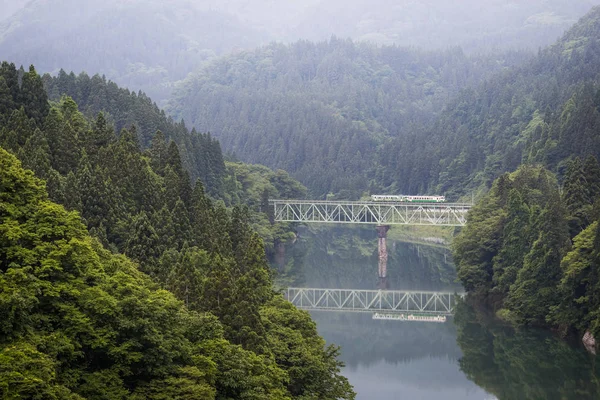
[387,225,457,247]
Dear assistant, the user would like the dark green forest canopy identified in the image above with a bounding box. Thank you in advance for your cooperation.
[169,6,600,200]
[169,38,531,198]
[1,60,305,256]
[0,147,353,399]
[453,159,600,336]
[42,70,227,197]
[0,62,352,399]
[37,64,305,254]
[384,6,600,199]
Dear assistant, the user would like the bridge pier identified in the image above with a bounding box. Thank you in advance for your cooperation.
[376,225,391,284]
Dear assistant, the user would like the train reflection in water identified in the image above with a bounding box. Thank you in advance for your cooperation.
[372,312,447,323]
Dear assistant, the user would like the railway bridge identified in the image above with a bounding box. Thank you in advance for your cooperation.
[269,199,472,227]
[270,199,472,286]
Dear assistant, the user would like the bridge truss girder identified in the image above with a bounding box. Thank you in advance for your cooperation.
[285,288,463,315]
[270,200,471,226]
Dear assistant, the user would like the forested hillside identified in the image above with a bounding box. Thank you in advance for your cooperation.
[453,159,600,337]
[41,70,228,197]
[39,68,306,256]
[0,62,351,398]
[384,6,600,198]
[170,39,529,197]
[170,6,600,200]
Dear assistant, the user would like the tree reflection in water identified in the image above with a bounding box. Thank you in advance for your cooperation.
[455,302,600,400]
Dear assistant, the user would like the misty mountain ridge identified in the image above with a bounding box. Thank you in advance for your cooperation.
[2,0,599,106]
[0,0,271,103]
[3,0,600,198]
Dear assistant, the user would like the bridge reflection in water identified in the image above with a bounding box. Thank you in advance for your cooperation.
[271,199,472,284]
[285,288,463,318]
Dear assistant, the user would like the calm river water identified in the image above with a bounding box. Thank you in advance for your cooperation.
[285,226,600,400]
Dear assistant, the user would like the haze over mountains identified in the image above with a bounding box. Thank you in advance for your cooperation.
[4,0,600,199]
[2,0,600,105]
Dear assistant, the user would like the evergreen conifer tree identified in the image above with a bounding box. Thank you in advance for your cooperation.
[63,171,82,212]
[0,76,15,120]
[43,107,80,175]
[166,140,192,205]
[563,157,591,236]
[506,196,569,325]
[584,155,600,201]
[85,112,114,157]
[149,130,168,175]
[124,211,161,273]
[19,65,49,125]
[190,179,214,250]
[1,107,35,152]
[18,128,51,179]
[493,189,532,295]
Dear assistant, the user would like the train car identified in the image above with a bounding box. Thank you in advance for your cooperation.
[371,195,446,203]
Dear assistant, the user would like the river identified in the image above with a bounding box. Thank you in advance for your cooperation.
[281,226,600,400]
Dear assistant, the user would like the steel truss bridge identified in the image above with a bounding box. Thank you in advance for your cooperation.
[270,200,472,226]
[285,288,463,315]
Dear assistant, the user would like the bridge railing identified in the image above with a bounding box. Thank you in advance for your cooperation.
[285,288,464,315]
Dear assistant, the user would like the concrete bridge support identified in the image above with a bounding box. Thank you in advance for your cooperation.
[376,225,391,284]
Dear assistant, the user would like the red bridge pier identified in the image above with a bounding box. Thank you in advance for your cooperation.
[376,225,391,289]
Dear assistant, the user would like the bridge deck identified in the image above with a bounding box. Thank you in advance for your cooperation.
[270,199,472,226]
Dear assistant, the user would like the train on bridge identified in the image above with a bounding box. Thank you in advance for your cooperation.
[371,195,446,203]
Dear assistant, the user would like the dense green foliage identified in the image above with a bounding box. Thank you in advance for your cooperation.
[169,6,600,200]
[40,69,226,197]
[37,64,306,259]
[453,161,600,336]
[4,2,600,201]
[170,39,528,197]
[454,302,600,400]
[0,62,353,399]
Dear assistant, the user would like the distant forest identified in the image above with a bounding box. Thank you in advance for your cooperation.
[170,39,530,198]
[170,7,600,201]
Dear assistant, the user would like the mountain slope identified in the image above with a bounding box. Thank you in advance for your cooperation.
[169,39,529,197]
[0,0,269,104]
[291,0,600,52]
[0,0,28,21]
[0,62,351,399]
[3,0,600,108]
[381,5,600,198]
